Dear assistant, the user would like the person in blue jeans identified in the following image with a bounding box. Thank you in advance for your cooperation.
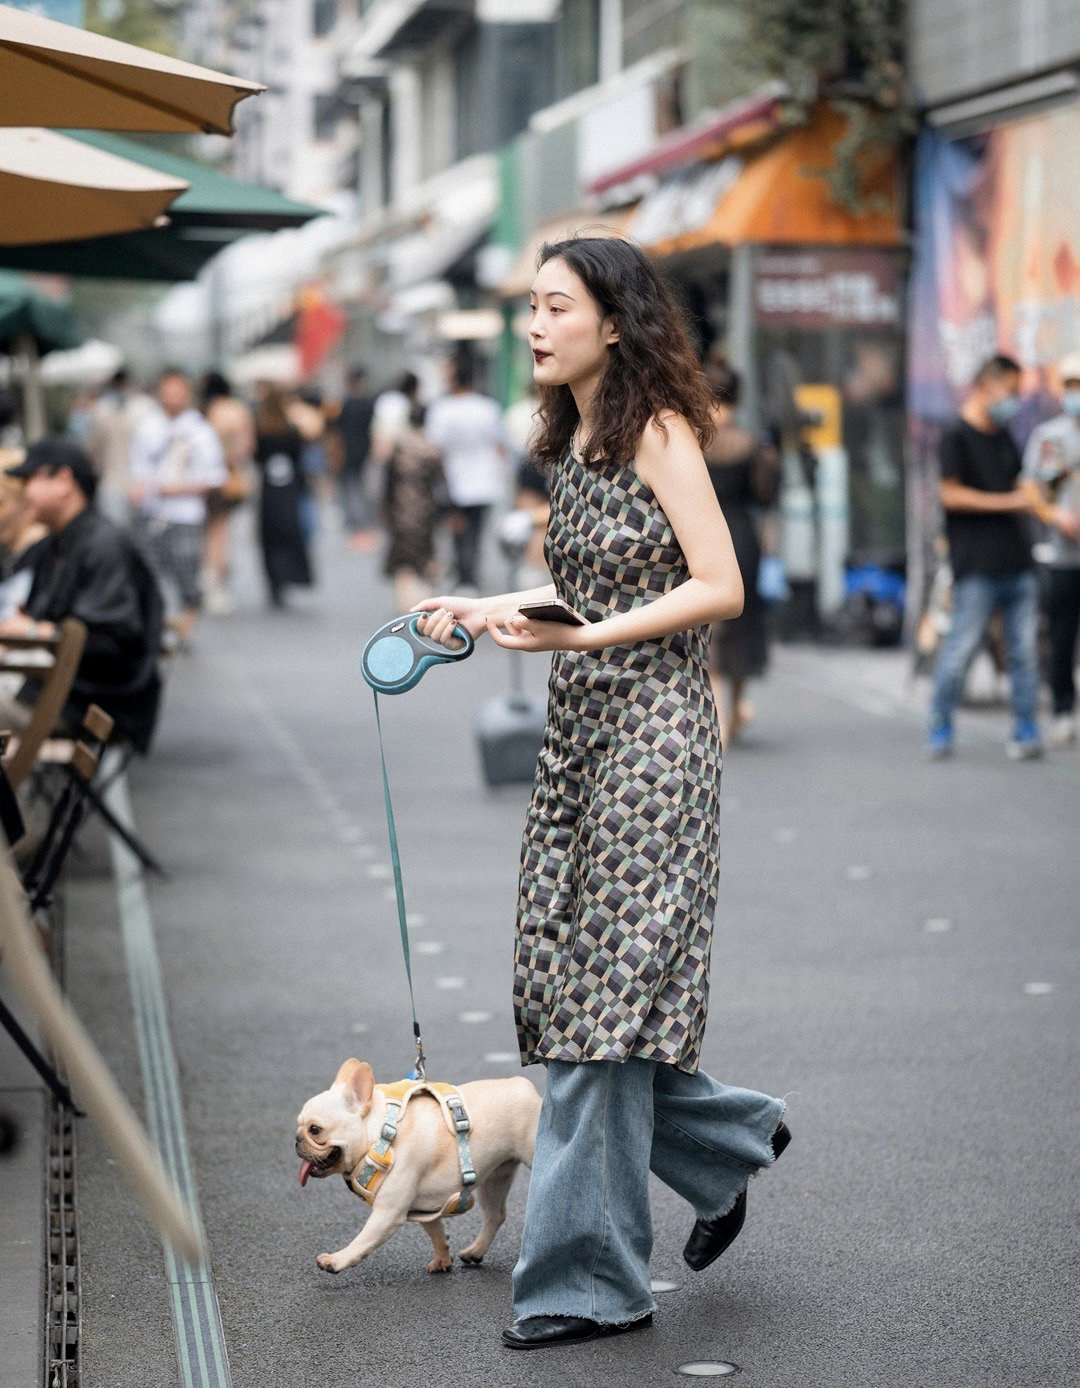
[928,354,1042,759]
[417,237,790,1351]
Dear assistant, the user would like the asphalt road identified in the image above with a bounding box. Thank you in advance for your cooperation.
[63,515,1078,1388]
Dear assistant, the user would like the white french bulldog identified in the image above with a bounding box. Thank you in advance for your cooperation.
[295,1058,541,1275]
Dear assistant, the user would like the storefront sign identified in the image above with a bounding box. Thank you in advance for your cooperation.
[754,250,902,330]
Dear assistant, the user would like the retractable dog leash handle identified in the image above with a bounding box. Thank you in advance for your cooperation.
[361,614,474,695]
[361,614,474,1080]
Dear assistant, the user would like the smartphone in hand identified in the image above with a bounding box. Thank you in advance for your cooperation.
[517,598,586,627]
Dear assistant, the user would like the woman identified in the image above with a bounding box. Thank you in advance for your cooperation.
[415,236,789,1349]
[200,371,255,615]
[381,402,446,613]
[252,385,315,608]
[704,358,780,745]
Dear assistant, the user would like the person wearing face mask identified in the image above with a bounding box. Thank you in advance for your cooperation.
[1022,351,1080,745]
[927,353,1042,759]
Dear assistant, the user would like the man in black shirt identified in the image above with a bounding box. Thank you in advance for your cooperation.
[928,355,1041,758]
[0,438,164,753]
[333,365,377,552]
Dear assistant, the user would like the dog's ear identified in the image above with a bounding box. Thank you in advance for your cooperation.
[334,1058,375,1116]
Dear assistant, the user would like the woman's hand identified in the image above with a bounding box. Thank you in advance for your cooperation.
[412,595,488,646]
[486,613,590,653]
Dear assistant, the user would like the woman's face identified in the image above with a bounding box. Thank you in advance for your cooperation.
[528,256,618,391]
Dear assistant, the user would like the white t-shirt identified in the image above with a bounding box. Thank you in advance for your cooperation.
[424,392,507,507]
[1022,412,1080,568]
[129,406,227,526]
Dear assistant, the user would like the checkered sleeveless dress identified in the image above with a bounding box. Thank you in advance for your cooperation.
[514,448,724,1075]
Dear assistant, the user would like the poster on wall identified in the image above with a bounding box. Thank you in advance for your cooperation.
[908,106,1080,422]
[905,104,1080,626]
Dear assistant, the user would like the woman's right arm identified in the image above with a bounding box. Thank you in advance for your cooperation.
[412,583,557,641]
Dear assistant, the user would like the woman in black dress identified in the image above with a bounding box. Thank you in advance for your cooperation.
[253,386,315,608]
[704,359,780,745]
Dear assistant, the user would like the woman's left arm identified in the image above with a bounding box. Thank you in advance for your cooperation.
[489,415,744,654]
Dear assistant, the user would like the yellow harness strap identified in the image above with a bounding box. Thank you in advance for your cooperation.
[344,1080,477,1222]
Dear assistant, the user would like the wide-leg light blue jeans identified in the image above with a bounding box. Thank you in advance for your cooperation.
[511,1059,787,1326]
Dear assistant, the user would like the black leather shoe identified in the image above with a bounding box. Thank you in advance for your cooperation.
[502,1313,653,1350]
[683,1120,792,1272]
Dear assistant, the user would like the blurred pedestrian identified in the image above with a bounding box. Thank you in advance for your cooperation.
[1023,350,1080,746]
[505,385,549,577]
[371,371,419,465]
[252,385,315,609]
[334,365,378,552]
[703,358,780,746]
[85,368,155,526]
[200,370,255,616]
[381,402,445,613]
[424,355,507,592]
[414,236,788,1351]
[294,388,329,545]
[129,368,226,650]
[927,354,1041,758]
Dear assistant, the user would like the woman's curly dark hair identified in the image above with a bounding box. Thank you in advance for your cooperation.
[530,236,716,473]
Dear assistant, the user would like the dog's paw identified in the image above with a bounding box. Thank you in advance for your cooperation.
[459,1251,484,1266]
[426,1255,453,1274]
[316,1253,340,1274]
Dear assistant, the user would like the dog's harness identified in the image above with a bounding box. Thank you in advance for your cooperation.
[343,1080,477,1222]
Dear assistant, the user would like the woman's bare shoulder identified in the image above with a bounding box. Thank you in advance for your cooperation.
[637,412,703,477]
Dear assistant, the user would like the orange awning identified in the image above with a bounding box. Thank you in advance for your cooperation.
[631,105,903,257]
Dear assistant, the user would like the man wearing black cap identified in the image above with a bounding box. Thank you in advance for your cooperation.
[0,438,164,753]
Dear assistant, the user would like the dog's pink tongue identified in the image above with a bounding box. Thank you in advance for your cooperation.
[298,1160,313,1188]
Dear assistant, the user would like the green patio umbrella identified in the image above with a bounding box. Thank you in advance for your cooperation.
[0,133,323,281]
[0,268,79,351]
[0,268,80,438]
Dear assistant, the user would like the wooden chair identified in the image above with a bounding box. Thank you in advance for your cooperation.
[22,705,114,915]
[0,617,87,791]
[1,623,166,877]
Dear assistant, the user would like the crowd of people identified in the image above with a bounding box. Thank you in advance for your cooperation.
[927,349,1080,758]
[0,336,1077,773]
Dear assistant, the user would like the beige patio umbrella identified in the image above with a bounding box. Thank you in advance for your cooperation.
[0,127,188,245]
[0,3,263,135]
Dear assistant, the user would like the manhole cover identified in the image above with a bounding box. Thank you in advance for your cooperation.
[674,1363,740,1377]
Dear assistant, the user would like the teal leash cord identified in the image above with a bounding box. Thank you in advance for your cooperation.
[372,690,427,1081]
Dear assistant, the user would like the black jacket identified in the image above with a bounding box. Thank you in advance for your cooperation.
[21,508,165,752]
